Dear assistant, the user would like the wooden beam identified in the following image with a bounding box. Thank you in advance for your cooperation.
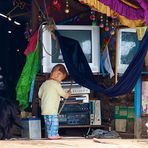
[31,0,39,33]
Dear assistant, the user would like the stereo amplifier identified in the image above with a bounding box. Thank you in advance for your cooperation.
[61,81,90,95]
[59,112,90,125]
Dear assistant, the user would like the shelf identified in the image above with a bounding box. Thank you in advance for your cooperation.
[59,125,105,128]
[141,71,148,74]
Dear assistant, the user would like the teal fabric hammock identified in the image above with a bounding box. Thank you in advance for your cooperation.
[16,28,148,109]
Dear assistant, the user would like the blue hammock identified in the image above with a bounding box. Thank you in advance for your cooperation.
[56,29,148,97]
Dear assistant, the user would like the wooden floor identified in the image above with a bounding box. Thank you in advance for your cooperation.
[0,137,148,148]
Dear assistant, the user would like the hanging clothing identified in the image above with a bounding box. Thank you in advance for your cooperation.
[16,40,41,109]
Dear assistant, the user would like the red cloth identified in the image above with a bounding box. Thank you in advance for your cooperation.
[24,30,38,56]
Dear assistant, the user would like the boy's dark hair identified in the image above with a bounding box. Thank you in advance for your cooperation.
[51,64,68,77]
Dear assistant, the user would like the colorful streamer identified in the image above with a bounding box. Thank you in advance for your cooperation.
[79,0,145,27]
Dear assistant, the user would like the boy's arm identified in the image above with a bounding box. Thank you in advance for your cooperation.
[66,89,72,98]
[57,84,71,99]
[38,85,43,99]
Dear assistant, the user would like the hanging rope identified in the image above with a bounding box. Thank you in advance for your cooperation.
[34,0,47,21]
[33,0,59,57]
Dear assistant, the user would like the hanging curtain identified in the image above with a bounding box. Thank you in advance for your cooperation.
[56,28,148,97]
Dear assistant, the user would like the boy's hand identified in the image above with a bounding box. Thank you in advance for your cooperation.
[67,90,72,97]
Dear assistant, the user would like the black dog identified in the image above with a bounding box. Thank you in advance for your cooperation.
[0,96,22,139]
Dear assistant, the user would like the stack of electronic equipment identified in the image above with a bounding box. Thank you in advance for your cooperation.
[59,81,90,126]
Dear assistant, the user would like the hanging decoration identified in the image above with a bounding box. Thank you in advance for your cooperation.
[137,0,148,26]
[79,0,145,27]
[110,17,117,35]
[52,0,61,11]
[110,19,115,35]
[105,17,109,31]
[89,9,97,25]
[89,9,95,21]
[99,15,104,28]
[94,12,118,34]
[99,0,144,20]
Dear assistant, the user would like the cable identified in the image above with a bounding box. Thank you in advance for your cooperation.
[38,23,60,57]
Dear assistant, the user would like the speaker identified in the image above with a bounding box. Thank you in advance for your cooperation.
[90,100,101,125]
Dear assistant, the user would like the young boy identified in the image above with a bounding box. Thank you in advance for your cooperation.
[38,64,71,140]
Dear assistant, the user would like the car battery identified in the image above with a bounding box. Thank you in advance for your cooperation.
[21,118,41,139]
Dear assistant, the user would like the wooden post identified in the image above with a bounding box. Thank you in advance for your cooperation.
[115,29,119,83]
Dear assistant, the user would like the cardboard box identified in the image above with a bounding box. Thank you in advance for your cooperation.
[114,106,134,133]
[115,119,127,132]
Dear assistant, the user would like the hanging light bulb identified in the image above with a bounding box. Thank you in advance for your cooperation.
[65,0,70,14]
[65,8,70,14]
[99,15,104,28]
[105,17,109,31]
[110,29,115,35]
[110,18,116,35]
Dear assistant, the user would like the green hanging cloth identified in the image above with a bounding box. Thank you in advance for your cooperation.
[16,40,41,110]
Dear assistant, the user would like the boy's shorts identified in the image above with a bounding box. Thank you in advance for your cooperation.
[43,115,59,137]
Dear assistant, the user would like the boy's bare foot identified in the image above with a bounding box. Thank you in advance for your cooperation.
[48,136,62,140]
